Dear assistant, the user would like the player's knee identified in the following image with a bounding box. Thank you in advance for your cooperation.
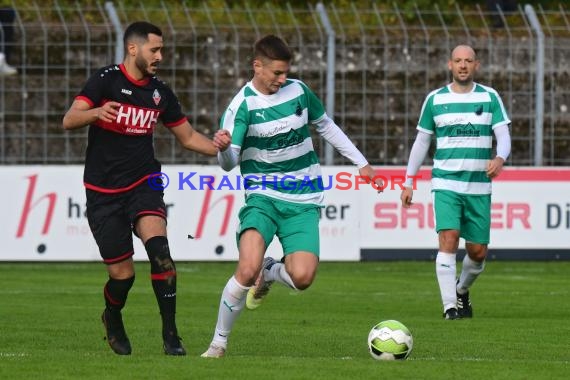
[467,245,487,262]
[466,241,487,259]
[236,266,259,286]
[472,252,487,262]
[289,271,315,290]
[107,259,135,279]
[439,230,460,251]
[292,278,312,291]
[145,236,176,275]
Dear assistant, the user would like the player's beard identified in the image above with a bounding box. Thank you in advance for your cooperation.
[135,55,157,78]
[453,72,473,87]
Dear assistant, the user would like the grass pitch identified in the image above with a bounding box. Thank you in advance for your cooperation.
[1,261,568,379]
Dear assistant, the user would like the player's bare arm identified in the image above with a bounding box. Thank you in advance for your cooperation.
[62,100,120,130]
[358,164,384,193]
[486,156,505,179]
[169,121,229,156]
[400,187,413,208]
[213,129,231,151]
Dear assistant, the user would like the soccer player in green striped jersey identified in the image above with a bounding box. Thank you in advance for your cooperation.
[400,45,511,320]
[203,35,382,358]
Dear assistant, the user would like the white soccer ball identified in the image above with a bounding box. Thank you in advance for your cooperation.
[367,320,413,360]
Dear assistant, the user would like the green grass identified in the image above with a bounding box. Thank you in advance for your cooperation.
[1,261,569,379]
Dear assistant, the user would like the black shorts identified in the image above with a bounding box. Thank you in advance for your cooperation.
[86,183,167,264]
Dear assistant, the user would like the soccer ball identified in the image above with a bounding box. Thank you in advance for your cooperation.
[367,320,413,360]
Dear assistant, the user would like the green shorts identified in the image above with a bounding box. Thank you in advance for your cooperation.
[237,195,321,256]
[432,190,491,244]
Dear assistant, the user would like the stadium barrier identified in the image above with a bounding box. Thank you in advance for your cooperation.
[2,3,570,166]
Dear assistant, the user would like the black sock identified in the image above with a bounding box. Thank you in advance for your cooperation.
[145,236,177,336]
[152,281,177,335]
[104,276,135,315]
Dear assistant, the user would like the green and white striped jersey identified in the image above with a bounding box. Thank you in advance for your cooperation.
[417,83,511,195]
[220,79,326,205]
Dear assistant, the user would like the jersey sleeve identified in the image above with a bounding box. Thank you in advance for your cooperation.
[160,86,187,127]
[490,91,511,129]
[299,81,325,123]
[417,94,435,134]
[220,96,249,148]
[77,68,108,107]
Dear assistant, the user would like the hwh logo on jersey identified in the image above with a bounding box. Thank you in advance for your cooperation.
[112,105,160,134]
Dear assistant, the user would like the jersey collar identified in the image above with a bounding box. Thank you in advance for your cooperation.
[119,63,151,87]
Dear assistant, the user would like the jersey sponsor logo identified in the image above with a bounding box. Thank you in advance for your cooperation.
[275,128,304,148]
[453,123,480,137]
[121,88,132,95]
[153,89,161,105]
[99,104,160,135]
[257,122,289,137]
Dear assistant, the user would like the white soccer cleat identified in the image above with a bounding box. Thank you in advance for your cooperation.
[200,343,226,358]
[246,257,276,310]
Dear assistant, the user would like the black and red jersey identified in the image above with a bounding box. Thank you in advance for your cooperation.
[76,63,186,193]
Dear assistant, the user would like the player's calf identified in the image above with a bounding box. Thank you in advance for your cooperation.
[146,236,186,355]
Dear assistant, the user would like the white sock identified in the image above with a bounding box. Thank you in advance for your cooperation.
[265,262,297,290]
[211,275,249,348]
[457,255,485,294]
[435,251,457,312]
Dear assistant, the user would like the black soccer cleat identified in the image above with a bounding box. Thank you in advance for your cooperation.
[163,330,186,356]
[101,309,132,355]
[456,290,473,318]
[443,307,462,320]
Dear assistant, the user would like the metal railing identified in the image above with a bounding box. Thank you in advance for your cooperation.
[1,1,569,165]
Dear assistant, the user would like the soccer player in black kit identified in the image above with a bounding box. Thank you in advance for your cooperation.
[62,21,231,356]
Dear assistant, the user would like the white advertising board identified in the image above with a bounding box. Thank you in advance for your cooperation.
[2,165,362,261]
[2,165,569,261]
[359,167,570,250]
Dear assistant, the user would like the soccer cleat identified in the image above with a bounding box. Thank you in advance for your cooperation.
[163,330,187,356]
[200,343,226,358]
[443,308,461,320]
[101,309,132,355]
[246,257,277,310]
[456,290,473,318]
